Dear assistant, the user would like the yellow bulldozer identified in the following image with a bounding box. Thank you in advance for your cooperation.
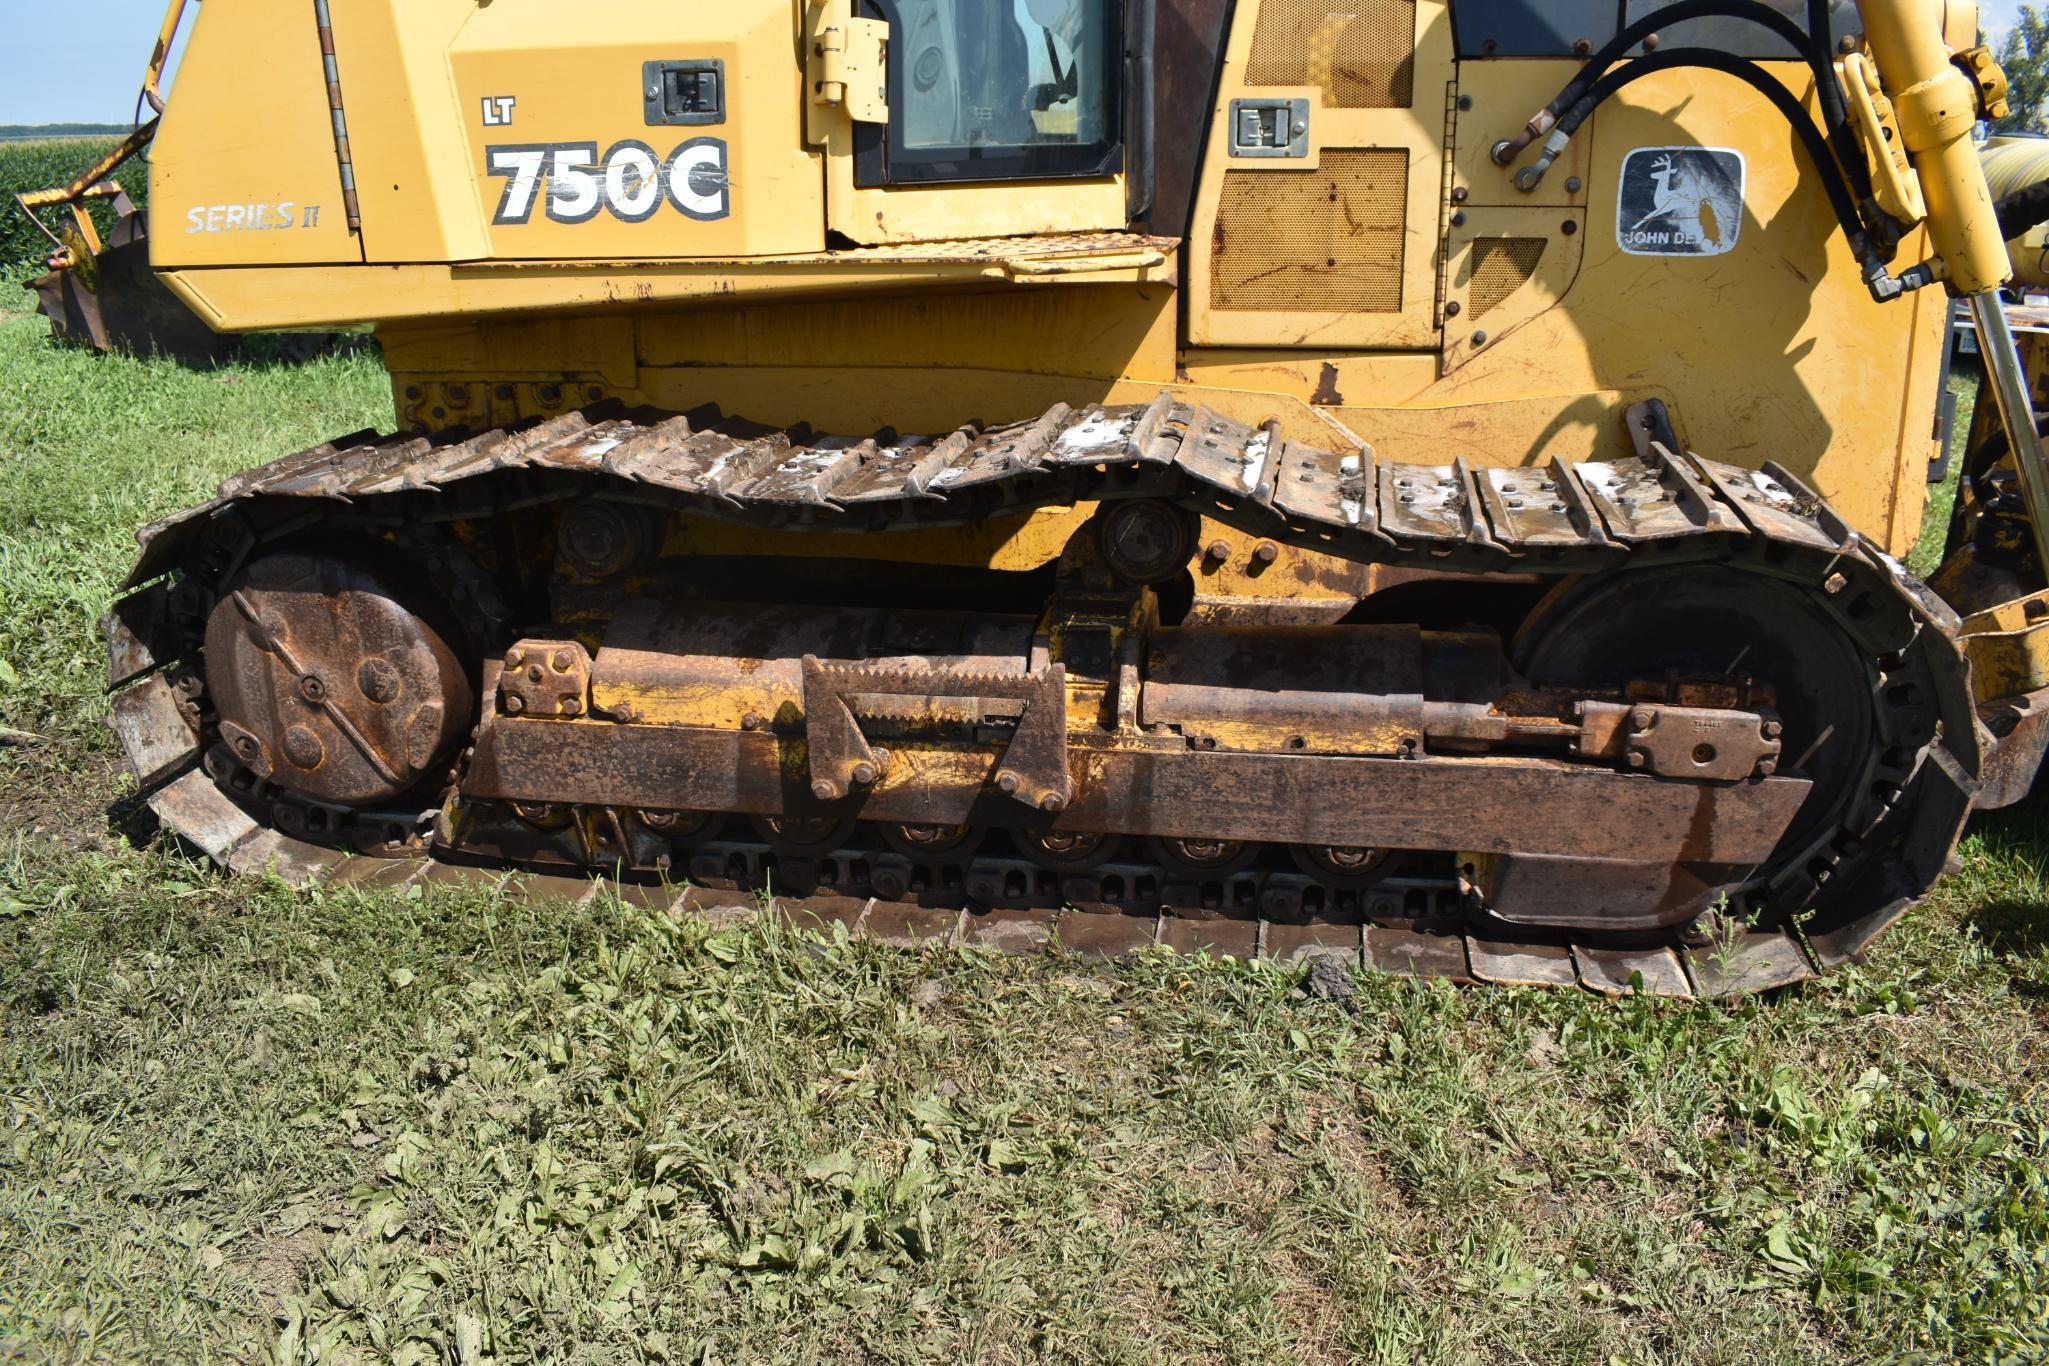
[46,0,2049,997]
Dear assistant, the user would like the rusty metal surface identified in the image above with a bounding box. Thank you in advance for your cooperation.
[26,206,237,365]
[203,553,475,806]
[110,394,1986,998]
[1976,686,2049,809]
[464,714,1813,863]
[109,673,200,790]
[1571,943,1692,997]
[1620,704,1783,781]
[801,657,1072,810]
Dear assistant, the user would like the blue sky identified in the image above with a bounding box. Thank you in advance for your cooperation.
[0,0,188,125]
[0,0,2036,124]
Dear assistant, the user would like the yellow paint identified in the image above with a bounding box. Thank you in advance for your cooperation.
[1961,592,2049,701]
[1983,136,2049,288]
[1860,0,2011,293]
[140,0,1992,562]
[147,0,361,266]
[1438,205,1586,376]
[1185,2,1454,348]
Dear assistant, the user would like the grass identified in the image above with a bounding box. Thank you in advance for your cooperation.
[2,290,2048,1362]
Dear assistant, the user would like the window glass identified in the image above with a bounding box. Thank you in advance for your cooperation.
[861,0,1123,184]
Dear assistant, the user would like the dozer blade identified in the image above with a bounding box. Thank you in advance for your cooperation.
[27,208,235,366]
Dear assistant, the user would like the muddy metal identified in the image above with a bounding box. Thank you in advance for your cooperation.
[106,395,1975,1000]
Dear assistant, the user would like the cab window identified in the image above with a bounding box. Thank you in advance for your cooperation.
[856,0,1124,185]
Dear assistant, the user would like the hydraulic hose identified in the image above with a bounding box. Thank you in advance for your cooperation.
[1533,45,1931,298]
[1489,0,1879,235]
[1493,1,1820,163]
[1540,48,1864,243]
[1994,177,2049,242]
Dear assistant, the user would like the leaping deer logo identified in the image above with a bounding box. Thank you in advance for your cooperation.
[1628,152,1728,249]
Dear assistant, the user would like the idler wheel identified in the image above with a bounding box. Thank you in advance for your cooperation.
[1095,499,1196,584]
[1023,829,1123,871]
[204,550,476,809]
[512,802,573,829]
[1149,836,1258,879]
[635,808,721,842]
[751,813,858,856]
[1292,843,1398,888]
[879,822,983,861]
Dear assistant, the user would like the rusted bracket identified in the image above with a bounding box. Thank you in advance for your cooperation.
[13,118,157,266]
[1578,700,1782,781]
[499,639,592,718]
[800,657,1073,811]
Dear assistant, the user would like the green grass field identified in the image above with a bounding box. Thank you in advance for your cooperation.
[3,277,2049,1362]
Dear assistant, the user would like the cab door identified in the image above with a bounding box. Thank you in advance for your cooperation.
[1187,0,1453,347]
[806,0,1133,243]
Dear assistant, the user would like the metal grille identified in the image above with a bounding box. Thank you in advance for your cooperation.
[1245,0,1416,108]
[1467,237,1546,319]
[1210,149,1407,313]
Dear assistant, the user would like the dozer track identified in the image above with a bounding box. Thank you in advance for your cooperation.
[103,395,1982,998]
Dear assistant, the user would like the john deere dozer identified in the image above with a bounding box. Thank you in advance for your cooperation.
[62,0,2049,995]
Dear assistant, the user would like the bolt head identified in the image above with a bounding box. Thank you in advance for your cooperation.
[1627,751,1646,768]
[1039,792,1067,813]
[551,649,575,673]
[505,648,526,670]
[1205,539,1230,562]
[560,696,582,716]
[1253,541,1279,564]
[1631,706,1655,732]
[851,761,877,786]
[995,770,1021,795]
[811,779,839,801]
[504,693,525,714]
[741,712,763,731]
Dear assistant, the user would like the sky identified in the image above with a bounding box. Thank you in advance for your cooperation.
[0,0,189,125]
[0,0,2037,124]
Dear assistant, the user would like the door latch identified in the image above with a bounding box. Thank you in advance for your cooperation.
[645,59,725,126]
[1229,98,1310,158]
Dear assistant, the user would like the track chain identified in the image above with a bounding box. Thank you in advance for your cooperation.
[103,396,1984,998]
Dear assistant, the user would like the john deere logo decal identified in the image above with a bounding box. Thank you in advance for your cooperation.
[1617,147,1745,257]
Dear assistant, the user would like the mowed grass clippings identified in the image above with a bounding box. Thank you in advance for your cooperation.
[2,290,2048,1361]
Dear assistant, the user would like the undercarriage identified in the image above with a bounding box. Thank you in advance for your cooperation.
[105,396,1980,997]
